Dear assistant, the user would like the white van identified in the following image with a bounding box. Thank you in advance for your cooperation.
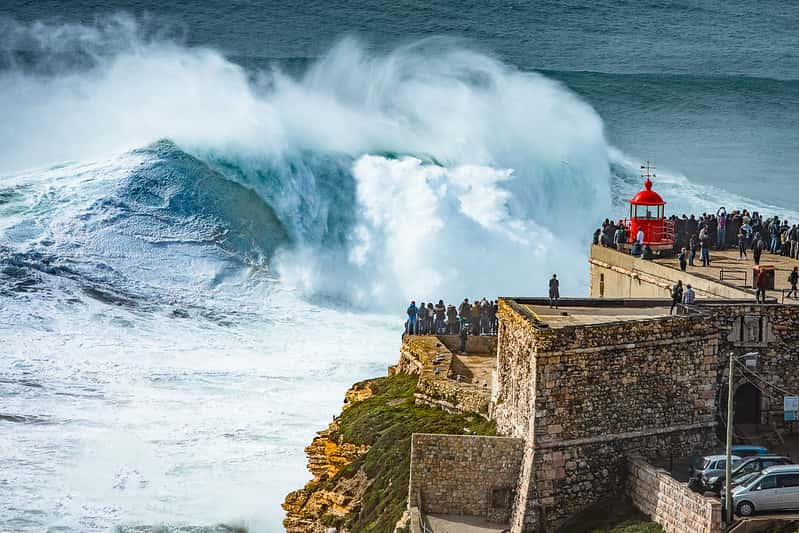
[731,465,799,516]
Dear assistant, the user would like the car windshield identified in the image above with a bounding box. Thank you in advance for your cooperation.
[744,473,766,489]
[701,459,712,470]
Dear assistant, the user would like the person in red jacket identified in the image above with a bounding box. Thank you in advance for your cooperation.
[755,269,769,304]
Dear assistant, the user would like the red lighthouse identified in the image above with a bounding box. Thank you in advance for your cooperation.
[626,161,674,250]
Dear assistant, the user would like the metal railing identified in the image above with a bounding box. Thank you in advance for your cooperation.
[719,268,748,287]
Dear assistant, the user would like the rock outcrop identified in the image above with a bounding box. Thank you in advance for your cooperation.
[282,383,373,533]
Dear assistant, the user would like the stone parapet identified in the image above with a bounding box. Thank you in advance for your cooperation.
[627,455,722,533]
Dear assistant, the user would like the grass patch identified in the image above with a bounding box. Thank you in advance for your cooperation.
[319,373,495,533]
[559,496,662,533]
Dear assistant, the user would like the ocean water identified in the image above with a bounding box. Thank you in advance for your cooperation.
[0,2,797,532]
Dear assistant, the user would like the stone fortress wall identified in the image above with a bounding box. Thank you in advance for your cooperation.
[404,245,799,532]
[409,434,524,524]
[494,297,720,530]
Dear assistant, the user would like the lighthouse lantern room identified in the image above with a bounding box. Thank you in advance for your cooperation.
[625,161,674,250]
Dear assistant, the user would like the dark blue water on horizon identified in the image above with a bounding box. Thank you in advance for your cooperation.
[4,0,797,206]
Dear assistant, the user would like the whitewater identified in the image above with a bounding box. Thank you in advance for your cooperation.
[2,17,798,532]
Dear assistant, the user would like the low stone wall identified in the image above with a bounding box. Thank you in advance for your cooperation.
[437,334,498,355]
[589,244,753,299]
[627,455,722,533]
[409,433,524,524]
[395,335,492,415]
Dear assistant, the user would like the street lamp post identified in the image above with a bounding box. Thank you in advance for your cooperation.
[724,351,759,525]
[725,352,734,524]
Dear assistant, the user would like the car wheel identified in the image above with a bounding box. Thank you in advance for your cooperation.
[737,501,755,517]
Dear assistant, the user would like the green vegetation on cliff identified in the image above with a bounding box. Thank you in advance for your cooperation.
[322,373,496,532]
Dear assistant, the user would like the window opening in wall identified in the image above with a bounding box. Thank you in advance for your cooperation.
[491,487,513,510]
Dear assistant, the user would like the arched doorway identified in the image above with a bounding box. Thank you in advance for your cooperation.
[734,383,761,425]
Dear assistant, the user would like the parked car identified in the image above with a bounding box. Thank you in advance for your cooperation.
[732,465,799,516]
[704,455,792,493]
[689,455,742,492]
[731,445,769,458]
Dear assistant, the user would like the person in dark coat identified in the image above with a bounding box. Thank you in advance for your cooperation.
[678,248,687,271]
[788,267,799,299]
[670,281,684,315]
[753,235,764,265]
[548,274,560,309]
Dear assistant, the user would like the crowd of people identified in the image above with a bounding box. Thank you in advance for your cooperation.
[595,207,799,268]
[404,298,498,337]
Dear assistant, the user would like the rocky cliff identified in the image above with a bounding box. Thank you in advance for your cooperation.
[282,374,496,533]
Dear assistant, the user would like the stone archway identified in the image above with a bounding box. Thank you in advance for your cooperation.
[734,383,762,425]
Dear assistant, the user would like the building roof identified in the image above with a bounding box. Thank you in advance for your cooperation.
[630,178,665,206]
[502,298,678,329]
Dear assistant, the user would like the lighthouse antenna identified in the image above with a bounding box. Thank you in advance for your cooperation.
[640,160,656,181]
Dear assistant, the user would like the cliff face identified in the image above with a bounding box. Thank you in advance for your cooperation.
[282,383,373,533]
[282,374,496,533]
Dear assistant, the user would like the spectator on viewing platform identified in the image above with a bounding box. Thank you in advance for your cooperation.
[433,300,446,334]
[491,300,499,334]
[700,233,711,267]
[789,225,798,259]
[630,240,642,257]
[769,217,781,254]
[670,281,684,315]
[613,224,626,251]
[417,302,428,334]
[592,228,601,245]
[678,248,687,272]
[426,303,434,333]
[755,269,769,304]
[471,300,481,335]
[789,267,799,299]
[406,301,418,335]
[636,227,644,245]
[446,304,458,334]
[459,321,468,353]
[688,234,698,266]
[717,207,727,249]
[479,298,491,335]
[642,244,654,260]
[682,284,695,305]
[754,235,765,265]
[549,274,560,309]
[458,298,471,330]
[737,229,748,260]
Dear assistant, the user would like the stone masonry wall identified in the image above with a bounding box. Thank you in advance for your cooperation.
[394,335,492,415]
[627,455,722,533]
[409,433,524,524]
[588,244,753,300]
[698,303,799,428]
[521,428,715,531]
[532,316,719,444]
[495,300,721,531]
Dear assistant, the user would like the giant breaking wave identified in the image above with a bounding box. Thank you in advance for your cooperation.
[1,16,611,308]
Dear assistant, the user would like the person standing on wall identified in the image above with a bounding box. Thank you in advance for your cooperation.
[458,298,471,332]
[406,301,418,335]
[549,274,560,309]
[670,281,684,315]
[788,267,798,299]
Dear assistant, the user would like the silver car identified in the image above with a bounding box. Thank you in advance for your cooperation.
[732,465,799,516]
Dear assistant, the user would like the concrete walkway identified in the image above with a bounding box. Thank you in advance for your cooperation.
[425,514,509,533]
